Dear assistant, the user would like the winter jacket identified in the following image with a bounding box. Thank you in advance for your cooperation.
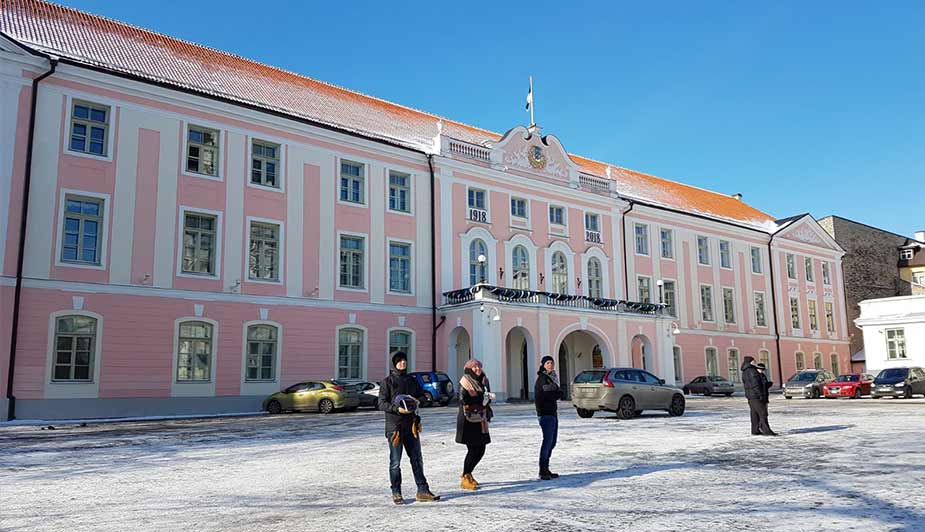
[378,369,423,435]
[741,361,767,402]
[759,372,773,403]
[455,371,492,446]
[534,369,562,417]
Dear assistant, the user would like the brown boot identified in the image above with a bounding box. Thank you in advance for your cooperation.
[460,473,477,491]
[415,490,441,502]
[468,473,479,489]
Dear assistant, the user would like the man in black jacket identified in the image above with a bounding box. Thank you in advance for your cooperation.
[534,355,562,480]
[741,355,777,436]
[378,351,440,504]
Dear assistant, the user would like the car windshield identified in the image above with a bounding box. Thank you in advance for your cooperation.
[789,372,818,382]
[436,373,450,382]
[708,376,730,383]
[878,368,908,381]
[574,371,607,384]
[835,375,859,382]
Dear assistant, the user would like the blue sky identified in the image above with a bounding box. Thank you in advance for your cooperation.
[63,0,923,237]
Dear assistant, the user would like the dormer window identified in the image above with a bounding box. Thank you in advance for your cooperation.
[900,248,914,260]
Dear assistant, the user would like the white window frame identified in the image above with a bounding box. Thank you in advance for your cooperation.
[462,227,498,286]
[637,275,652,304]
[728,348,741,383]
[337,230,369,292]
[55,189,112,271]
[511,197,529,219]
[45,310,104,399]
[182,123,223,181]
[813,352,823,370]
[634,223,650,256]
[885,328,907,359]
[247,137,286,193]
[245,216,285,285]
[825,302,835,333]
[790,296,801,331]
[753,291,767,327]
[700,284,715,322]
[65,98,113,160]
[338,159,367,207]
[241,320,284,396]
[551,251,570,295]
[912,271,925,286]
[659,228,674,260]
[750,247,762,274]
[387,169,414,215]
[697,236,711,265]
[808,299,818,331]
[722,287,736,324]
[548,204,566,228]
[719,240,732,270]
[387,327,416,372]
[786,254,796,279]
[804,257,814,283]
[176,206,224,280]
[795,351,805,371]
[900,248,914,260]
[387,238,415,296]
[171,317,218,397]
[335,324,368,381]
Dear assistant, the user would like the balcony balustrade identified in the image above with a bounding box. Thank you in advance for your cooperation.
[443,284,666,316]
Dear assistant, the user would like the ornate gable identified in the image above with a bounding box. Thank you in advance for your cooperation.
[776,215,844,253]
[489,126,581,183]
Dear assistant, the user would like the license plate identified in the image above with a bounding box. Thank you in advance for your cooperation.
[879,388,892,392]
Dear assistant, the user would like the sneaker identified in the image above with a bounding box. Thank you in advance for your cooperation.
[415,491,441,502]
[392,493,404,505]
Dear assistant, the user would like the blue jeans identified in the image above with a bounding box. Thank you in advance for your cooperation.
[387,431,429,495]
[538,415,558,470]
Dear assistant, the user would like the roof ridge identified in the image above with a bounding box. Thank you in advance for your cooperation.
[15,0,499,139]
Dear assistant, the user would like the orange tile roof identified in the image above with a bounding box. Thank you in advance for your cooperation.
[1,0,778,231]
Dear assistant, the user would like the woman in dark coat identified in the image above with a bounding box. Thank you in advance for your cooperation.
[456,358,493,490]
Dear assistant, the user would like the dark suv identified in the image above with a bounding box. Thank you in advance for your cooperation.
[871,367,925,399]
[784,369,836,399]
[409,371,454,406]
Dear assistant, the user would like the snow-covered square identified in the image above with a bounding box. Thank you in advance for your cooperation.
[2,396,924,531]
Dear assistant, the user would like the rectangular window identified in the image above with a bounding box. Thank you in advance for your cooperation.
[338,328,363,380]
[339,235,365,289]
[790,296,801,329]
[754,292,767,327]
[637,276,651,303]
[719,240,732,269]
[705,347,719,376]
[786,254,796,279]
[886,328,906,359]
[61,196,103,264]
[339,161,365,204]
[69,100,109,156]
[660,228,674,259]
[186,125,219,176]
[795,352,805,371]
[804,257,814,282]
[248,222,280,281]
[825,302,835,333]
[751,247,762,273]
[822,262,831,285]
[697,236,710,265]
[511,197,528,218]
[246,324,277,381]
[830,354,840,377]
[913,272,925,285]
[700,285,714,322]
[182,212,217,275]
[251,139,280,188]
[388,171,411,213]
[177,321,212,381]
[53,316,96,381]
[467,188,486,210]
[663,280,676,316]
[808,300,818,330]
[901,249,914,260]
[634,223,649,255]
[585,213,600,232]
[549,205,565,225]
[722,288,736,324]
[728,349,740,383]
[388,241,412,294]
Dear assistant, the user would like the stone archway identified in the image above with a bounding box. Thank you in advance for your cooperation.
[557,329,610,400]
[447,326,471,385]
[631,334,653,371]
[504,326,535,400]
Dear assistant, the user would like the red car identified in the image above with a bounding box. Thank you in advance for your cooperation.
[823,373,874,399]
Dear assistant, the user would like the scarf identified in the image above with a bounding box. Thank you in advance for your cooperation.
[460,372,492,434]
[546,370,560,387]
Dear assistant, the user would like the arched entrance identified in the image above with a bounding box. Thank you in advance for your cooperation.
[447,327,471,385]
[631,334,653,371]
[557,330,611,400]
[505,326,534,400]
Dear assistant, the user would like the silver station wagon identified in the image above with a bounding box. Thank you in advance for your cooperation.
[571,367,686,419]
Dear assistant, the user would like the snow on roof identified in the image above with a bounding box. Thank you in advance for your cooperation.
[1,0,780,231]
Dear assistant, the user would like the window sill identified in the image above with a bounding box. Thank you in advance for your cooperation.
[247,277,284,286]
[337,286,369,293]
[177,272,220,280]
[182,170,223,182]
[56,260,106,271]
[337,199,368,209]
[65,149,113,163]
[247,181,285,194]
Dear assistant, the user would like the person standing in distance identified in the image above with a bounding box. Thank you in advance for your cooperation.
[756,363,777,436]
[535,355,562,480]
[741,355,777,436]
[378,351,440,504]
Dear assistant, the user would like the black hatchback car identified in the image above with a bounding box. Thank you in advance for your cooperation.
[871,367,925,399]
[683,375,736,396]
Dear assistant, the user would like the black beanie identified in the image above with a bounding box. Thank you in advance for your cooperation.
[540,355,554,366]
[391,351,408,367]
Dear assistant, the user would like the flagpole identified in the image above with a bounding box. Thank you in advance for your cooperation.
[529,76,535,127]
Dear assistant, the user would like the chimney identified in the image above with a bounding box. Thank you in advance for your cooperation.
[915,230,925,243]
[731,193,743,201]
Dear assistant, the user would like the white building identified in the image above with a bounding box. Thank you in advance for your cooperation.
[855,295,925,374]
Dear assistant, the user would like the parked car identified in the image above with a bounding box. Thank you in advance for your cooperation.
[784,370,836,399]
[871,367,925,399]
[262,380,360,414]
[409,371,454,406]
[350,381,381,408]
[823,374,874,399]
[683,375,735,396]
[571,368,686,419]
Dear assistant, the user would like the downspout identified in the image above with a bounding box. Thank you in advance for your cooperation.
[622,201,636,299]
[6,56,58,421]
[767,232,784,389]
[428,154,438,371]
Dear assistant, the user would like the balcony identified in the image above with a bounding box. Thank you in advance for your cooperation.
[443,284,667,316]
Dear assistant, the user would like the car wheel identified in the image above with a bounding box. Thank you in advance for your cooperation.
[266,400,282,415]
[853,388,861,399]
[422,392,434,407]
[668,394,685,417]
[903,388,912,400]
[724,393,733,397]
[576,408,594,419]
[704,388,712,396]
[319,398,335,414]
[617,396,636,420]
[784,396,792,400]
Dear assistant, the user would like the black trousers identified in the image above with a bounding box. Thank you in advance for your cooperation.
[748,398,772,435]
[463,444,486,475]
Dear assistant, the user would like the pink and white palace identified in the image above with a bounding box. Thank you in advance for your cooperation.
[0,0,851,420]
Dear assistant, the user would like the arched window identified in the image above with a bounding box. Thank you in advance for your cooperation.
[728,348,740,383]
[53,315,97,381]
[758,349,772,381]
[177,321,213,382]
[246,324,278,381]
[512,245,530,290]
[338,328,364,379]
[469,239,487,286]
[587,257,603,298]
[795,351,805,371]
[551,251,568,294]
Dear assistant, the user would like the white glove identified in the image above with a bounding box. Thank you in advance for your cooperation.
[483,392,496,405]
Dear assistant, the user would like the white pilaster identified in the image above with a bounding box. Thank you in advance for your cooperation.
[223,132,245,291]
[152,118,180,288]
[369,162,385,304]
[22,87,62,279]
